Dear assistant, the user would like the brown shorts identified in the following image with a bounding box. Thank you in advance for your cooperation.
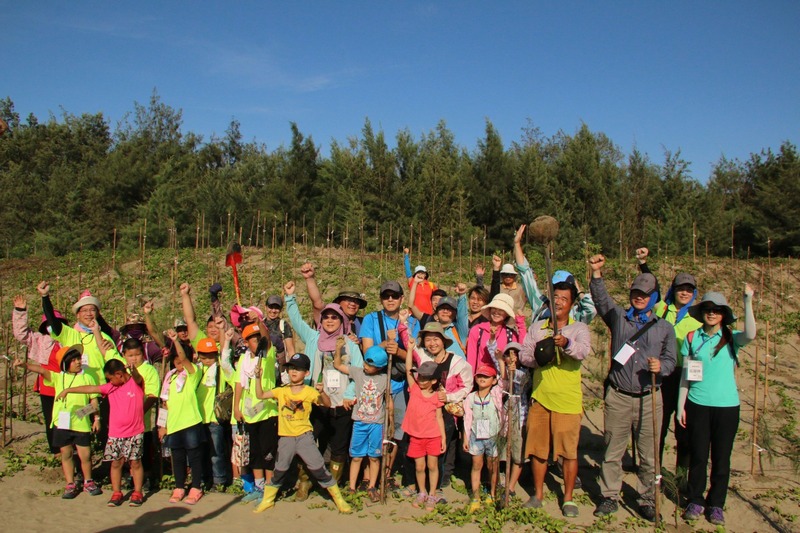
[524,401,582,461]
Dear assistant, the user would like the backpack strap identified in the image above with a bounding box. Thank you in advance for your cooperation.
[376,311,386,343]
[450,327,467,354]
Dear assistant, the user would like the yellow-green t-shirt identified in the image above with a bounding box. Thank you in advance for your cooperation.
[191,328,221,352]
[136,362,161,431]
[531,320,584,415]
[653,301,702,367]
[236,348,278,424]
[45,371,98,433]
[165,362,202,434]
[197,363,231,424]
[271,385,320,437]
[51,327,119,385]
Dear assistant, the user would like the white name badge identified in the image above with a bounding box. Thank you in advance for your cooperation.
[75,404,97,419]
[81,353,90,369]
[157,408,169,428]
[244,397,264,418]
[613,343,636,366]
[686,360,703,382]
[476,419,492,440]
[325,369,341,389]
[57,410,71,430]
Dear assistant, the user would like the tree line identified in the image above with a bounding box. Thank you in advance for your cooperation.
[0,92,797,260]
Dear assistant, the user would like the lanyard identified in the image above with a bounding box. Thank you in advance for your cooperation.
[60,373,78,405]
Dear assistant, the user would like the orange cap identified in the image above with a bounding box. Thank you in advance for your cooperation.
[196,338,218,355]
[242,323,261,340]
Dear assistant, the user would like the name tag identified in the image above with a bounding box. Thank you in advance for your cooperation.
[157,408,169,428]
[476,419,492,440]
[686,360,703,382]
[325,369,341,389]
[613,343,636,366]
[244,397,264,418]
[81,353,90,369]
[57,411,71,430]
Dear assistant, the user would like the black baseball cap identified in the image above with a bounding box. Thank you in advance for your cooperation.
[285,353,311,371]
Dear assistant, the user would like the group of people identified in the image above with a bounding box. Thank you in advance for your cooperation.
[9,226,754,527]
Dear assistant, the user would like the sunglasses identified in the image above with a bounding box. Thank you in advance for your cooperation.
[381,292,402,300]
[321,314,341,320]
[703,307,725,316]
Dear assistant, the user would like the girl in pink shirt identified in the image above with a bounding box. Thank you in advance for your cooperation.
[401,337,445,511]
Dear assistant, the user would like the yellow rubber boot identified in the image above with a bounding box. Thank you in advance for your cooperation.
[326,485,352,514]
[254,485,280,513]
[329,460,345,485]
[295,464,312,502]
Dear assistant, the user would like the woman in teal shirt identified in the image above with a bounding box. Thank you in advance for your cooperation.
[677,285,755,526]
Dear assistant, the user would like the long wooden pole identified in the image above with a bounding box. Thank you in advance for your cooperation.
[750,342,760,475]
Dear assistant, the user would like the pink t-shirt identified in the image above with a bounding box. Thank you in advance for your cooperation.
[401,382,444,438]
[100,377,145,438]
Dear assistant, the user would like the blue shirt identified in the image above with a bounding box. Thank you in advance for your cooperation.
[360,310,419,394]
[681,327,741,408]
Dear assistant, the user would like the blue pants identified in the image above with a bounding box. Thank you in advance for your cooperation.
[204,422,231,486]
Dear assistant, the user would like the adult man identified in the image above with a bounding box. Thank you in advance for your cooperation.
[589,254,676,522]
[360,280,418,488]
[518,272,591,517]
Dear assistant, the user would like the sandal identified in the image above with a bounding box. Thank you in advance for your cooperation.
[169,488,186,503]
[412,491,427,508]
[185,488,203,505]
[367,487,381,503]
[425,495,437,511]
[562,500,579,518]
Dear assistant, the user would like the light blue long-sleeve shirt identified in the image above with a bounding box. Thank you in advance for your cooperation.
[515,259,597,325]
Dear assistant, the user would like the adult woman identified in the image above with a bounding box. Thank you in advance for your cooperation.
[466,293,527,374]
[284,280,363,492]
[399,317,473,497]
[678,285,755,526]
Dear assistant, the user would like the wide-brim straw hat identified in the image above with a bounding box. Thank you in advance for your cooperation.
[482,293,516,319]
[688,292,736,326]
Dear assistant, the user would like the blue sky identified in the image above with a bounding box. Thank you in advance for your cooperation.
[4,1,799,180]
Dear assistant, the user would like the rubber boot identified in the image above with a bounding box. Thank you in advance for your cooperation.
[295,464,312,502]
[329,460,345,486]
[326,484,352,514]
[254,485,280,513]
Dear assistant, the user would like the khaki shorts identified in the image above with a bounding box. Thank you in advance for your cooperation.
[524,401,582,461]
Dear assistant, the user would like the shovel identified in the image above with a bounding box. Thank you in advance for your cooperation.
[225,241,242,306]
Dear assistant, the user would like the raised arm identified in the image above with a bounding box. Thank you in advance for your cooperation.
[13,358,53,381]
[735,283,757,346]
[38,281,63,337]
[284,281,316,342]
[403,248,412,281]
[490,255,501,299]
[12,295,33,346]
[332,336,350,375]
[300,262,324,323]
[143,301,166,348]
[167,329,195,374]
[454,284,469,341]
[180,283,201,342]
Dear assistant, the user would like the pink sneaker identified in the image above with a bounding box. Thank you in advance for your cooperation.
[169,488,185,503]
[185,488,203,505]
[412,491,428,508]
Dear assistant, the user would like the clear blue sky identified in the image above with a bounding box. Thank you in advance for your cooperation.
[4,1,799,181]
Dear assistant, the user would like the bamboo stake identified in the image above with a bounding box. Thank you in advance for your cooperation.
[692,221,697,264]
[751,341,760,476]
[763,321,770,408]
[21,346,28,420]
[409,224,413,255]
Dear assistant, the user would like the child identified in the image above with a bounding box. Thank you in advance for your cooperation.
[463,365,504,512]
[233,323,278,503]
[159,329,206,505]
[252,353,352,513]
[15,345,101,499]
[332,339,392,502]
[120,337,162,489]
[59,358,146,507]
[195,336,233,490]
[496,342,530,499]
[402,337,446,511]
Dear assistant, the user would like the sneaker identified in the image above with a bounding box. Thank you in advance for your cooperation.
[562,500,579,518]
[434,489,447,504]
[593,498,618,517]
[468,497,481,514]
[367,487,381,503]
[398,486,416,499]
[83,479,103,496]
[683,502,704,521]
[241,488,263,503]
[412,491,428,508]
[425,495,437,511]
[707,506,725,525]
[107,491,124,507]
[129,490,144,507]
[523,495,543,508]
[62,482,80,500]
[639,504,660,523]
[484,493,494,505]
